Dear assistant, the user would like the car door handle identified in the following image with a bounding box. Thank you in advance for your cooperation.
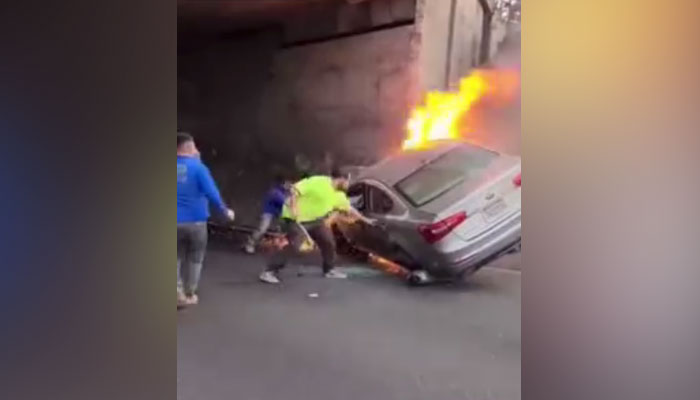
[485,192,495,200]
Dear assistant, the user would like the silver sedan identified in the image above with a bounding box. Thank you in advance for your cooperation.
[334,141,521,284]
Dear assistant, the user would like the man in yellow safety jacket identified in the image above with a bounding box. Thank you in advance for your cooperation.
[259,169,374,284]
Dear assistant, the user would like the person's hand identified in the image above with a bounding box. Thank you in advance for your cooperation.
[225,208,235,221]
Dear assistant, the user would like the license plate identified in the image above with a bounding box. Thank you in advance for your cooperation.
[483,198,507,219]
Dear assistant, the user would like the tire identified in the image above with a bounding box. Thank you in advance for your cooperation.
[407,270,431,286]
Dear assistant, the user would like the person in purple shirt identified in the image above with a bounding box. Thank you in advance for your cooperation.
[177,132,234,308]
[244,173,293,254]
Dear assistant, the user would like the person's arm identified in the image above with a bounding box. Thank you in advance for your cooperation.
[282,188,295,219]
[197,163,234,219]
[334,191,376,225]
[269,188,287,217]
[346,205,376,225]
[287,182,306,220]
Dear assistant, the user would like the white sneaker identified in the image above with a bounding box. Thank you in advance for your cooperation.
[184,294,199,306]
[244,243,255,254]
[259,271,281,284]
[177,289,188,309]
[324,269,348,279]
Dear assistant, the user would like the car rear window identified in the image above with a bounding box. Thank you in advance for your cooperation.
[395,146,498,207]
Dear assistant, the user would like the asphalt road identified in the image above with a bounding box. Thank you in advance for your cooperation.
[177,246,521,400]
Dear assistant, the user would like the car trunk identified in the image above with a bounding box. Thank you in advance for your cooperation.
[418,156,521,242]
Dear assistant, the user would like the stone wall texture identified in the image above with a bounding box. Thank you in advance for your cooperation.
[258,25,421,167]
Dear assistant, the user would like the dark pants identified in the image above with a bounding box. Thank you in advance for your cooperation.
[177,222,208,296]
[267,218,336,274]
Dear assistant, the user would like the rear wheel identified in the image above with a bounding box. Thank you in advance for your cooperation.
[390,247,435,286]
[407,270,432,286]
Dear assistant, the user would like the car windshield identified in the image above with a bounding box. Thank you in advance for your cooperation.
[395,145,498,207]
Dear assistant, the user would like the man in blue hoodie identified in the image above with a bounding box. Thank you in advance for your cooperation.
[244,173,293,254]
[177,132,234,308]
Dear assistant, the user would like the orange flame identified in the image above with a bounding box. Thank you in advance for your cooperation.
[402,69,519,150]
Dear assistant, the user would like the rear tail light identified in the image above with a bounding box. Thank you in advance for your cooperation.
[418,212,467,244]
[513,173,521,187]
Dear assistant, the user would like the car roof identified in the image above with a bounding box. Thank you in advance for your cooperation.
[357,141,480,187]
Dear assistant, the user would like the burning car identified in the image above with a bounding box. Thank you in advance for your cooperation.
[333,140,521,284]
[333,67,521,283]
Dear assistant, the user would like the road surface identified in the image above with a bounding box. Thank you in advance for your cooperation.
[178,245,521,400]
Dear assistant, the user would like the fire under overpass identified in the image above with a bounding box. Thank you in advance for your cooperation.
[177,0,519,226]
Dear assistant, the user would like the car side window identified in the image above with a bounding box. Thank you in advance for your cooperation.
[347,183,367,212]
[368,186,394,214]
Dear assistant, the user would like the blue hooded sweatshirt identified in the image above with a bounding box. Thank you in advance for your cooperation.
[262,184,289,218]
[177,155,227,223]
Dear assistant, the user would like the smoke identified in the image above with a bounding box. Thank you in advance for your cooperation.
[492,30,522,70]
[474,30,522,156]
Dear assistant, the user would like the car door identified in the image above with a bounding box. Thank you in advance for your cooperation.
[339,181,418,267]
[335,182,369,247]
[345,183,403,259]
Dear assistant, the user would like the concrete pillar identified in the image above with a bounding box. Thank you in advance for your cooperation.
[415,0,453,91]
[416,0,500,92]
[447,0,485,87]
